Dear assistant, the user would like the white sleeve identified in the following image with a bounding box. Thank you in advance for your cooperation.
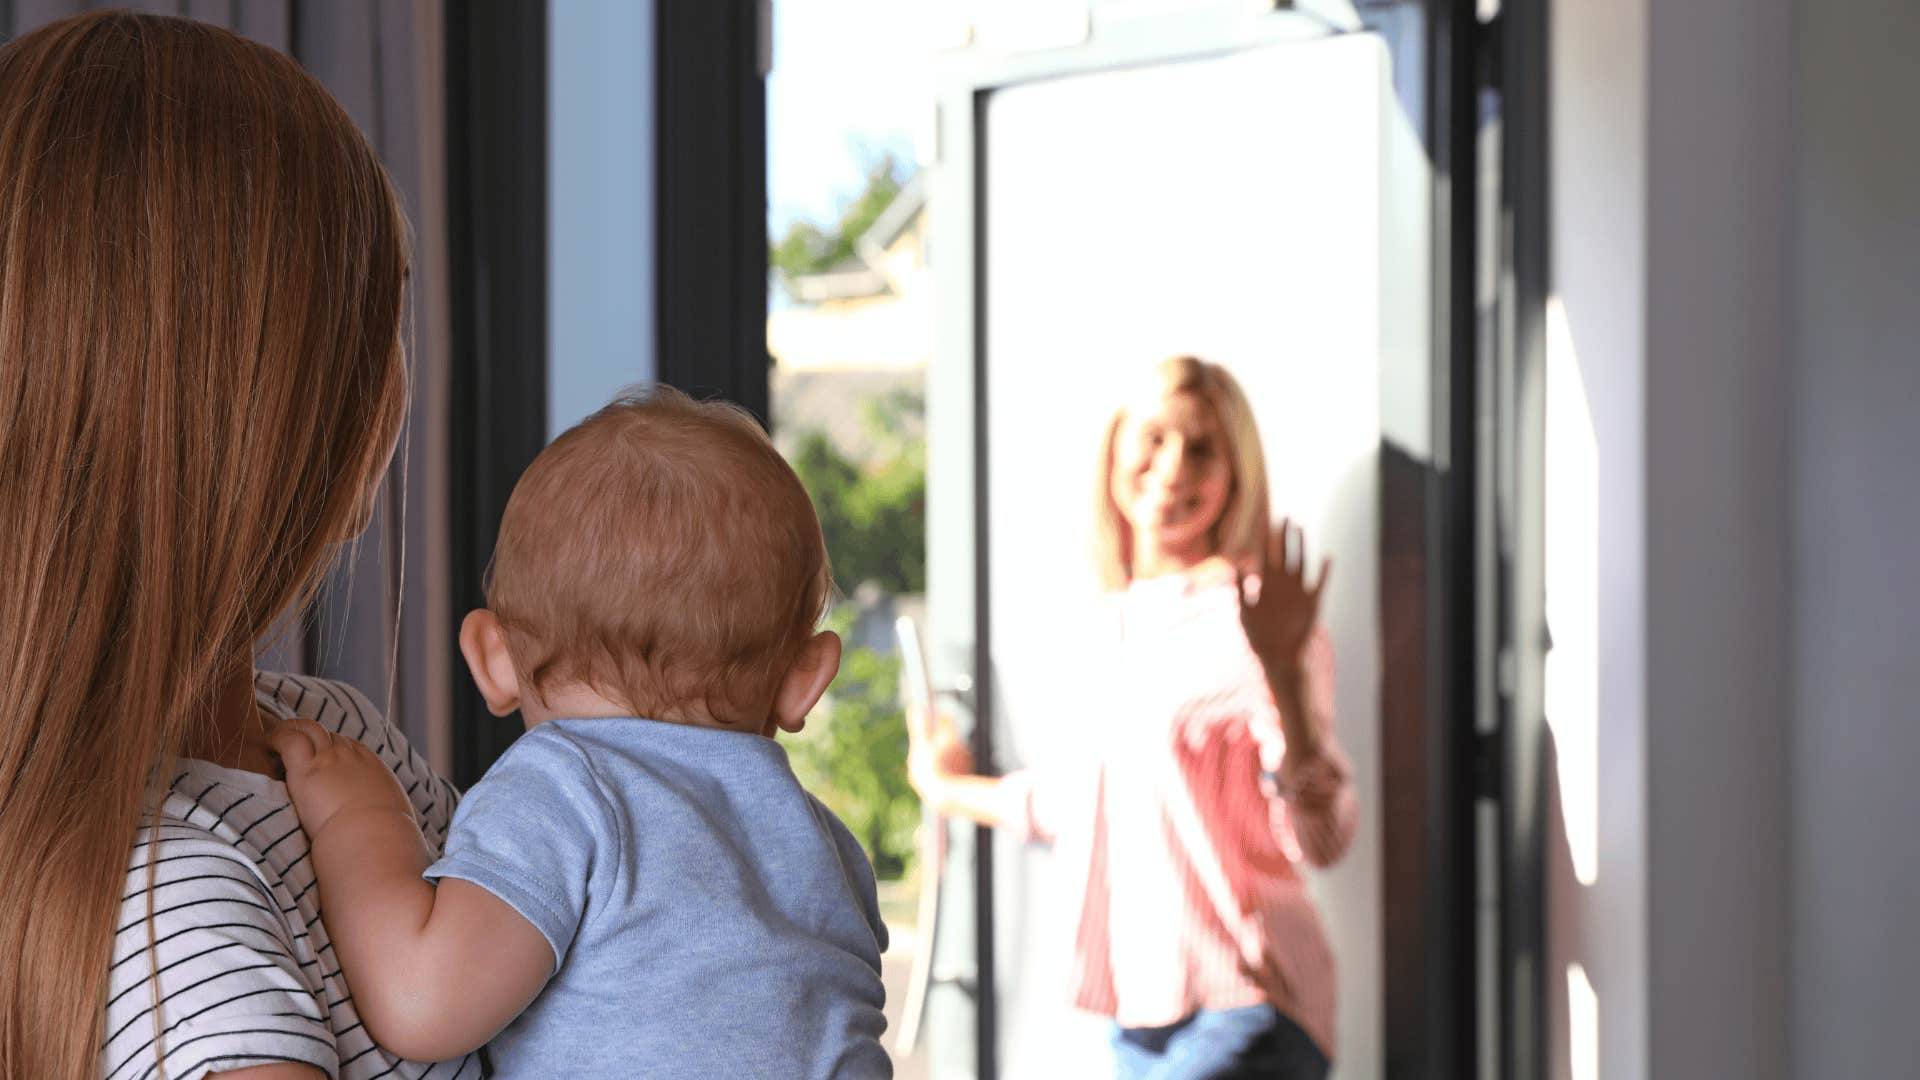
[998,757,1099,846]
[102,833,337,1080]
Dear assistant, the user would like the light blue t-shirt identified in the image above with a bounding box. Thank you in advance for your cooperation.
[424,718,891,1078]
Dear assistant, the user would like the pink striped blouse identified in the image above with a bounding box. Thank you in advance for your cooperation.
[999,569,1358,1059]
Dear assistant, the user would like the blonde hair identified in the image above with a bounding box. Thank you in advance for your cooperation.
[1093,355,1269,590]
[0,13,409,1078]
[487,385,833,727]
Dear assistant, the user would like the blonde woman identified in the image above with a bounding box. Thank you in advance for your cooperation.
[911,356,1359,1079]
[0,13,475,1079]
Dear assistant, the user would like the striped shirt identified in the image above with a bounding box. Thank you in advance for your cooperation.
[1002,571,1358,1059]
[102,672,480,1080]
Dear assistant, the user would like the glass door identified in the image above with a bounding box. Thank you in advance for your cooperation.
[917,3,1489,1078]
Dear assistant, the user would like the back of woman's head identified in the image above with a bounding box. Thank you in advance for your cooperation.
[0,12,407,1076]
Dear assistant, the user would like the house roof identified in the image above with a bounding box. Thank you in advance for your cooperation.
[783,264,890,304]
[779,171,928,304]
[856,170,928,258]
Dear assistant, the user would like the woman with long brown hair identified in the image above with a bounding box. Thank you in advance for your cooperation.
[911,356,1359,1079]
[0,12,475,1079]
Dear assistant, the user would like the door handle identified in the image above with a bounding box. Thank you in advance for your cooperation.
[893,617,963,1057]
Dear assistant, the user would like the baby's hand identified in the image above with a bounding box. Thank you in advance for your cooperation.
[268,717,415,842]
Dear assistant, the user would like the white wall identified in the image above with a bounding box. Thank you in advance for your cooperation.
[1790,2,1920,1076]
[549,0,655,437]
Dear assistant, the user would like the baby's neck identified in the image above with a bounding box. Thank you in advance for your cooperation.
[521,682,771,737]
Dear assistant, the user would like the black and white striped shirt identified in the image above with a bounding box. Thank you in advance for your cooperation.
[101,672,481,1080]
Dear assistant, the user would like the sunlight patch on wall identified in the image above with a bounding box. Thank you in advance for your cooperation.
[1545,295,1600,885]
[1568,961,1599,1080]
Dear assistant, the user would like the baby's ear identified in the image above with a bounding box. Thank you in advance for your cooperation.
[459,610,523,718]
[770,631,842,735]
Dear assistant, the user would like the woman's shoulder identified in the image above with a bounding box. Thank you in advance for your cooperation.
[106,809,321,1078]
[255,671,460,845]
[121,799,282,894]
[255,671,385,742]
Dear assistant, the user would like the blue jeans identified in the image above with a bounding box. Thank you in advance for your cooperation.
[1111,1004,1330,1080]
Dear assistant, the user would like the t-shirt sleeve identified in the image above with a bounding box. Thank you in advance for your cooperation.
[811,795,889,957]
[422,731,607,972]
[998,755,1099,846]
[103,837,336,1080]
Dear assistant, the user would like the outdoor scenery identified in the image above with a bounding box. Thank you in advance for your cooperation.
[767,8,940,1068]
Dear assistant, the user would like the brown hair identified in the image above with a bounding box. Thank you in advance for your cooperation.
[1093,355,1269,590]
[487,386,833,727]
[0,12,409,1078]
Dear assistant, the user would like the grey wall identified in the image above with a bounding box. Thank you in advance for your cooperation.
[1643,2,1794,1078]
[1790,2,1920,1076]
[1552,0,1920,1076]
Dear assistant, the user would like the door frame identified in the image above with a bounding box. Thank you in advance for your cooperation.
[919,4,1499,1077]
[444,0,551,789]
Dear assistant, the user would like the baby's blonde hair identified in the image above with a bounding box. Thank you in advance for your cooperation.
[486,386,833,726]
[1093,356,1270,590]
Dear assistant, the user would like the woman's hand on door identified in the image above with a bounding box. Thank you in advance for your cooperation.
[907,701,975,794]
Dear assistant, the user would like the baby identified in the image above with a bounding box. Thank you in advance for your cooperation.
[271,386,891,1078]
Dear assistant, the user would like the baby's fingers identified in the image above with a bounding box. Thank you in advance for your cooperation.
[266,716,328,776]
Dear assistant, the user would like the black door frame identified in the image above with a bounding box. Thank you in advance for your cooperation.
[1489,1,1551,1076]
[654,0,772,424]
[444,0,550,789]
[444,0,774,777]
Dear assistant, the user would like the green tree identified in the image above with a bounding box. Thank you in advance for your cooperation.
[789,391,925,595]
[786,608,919,880]
[771,154,909,281]
[771,220,834,281]
[783,391,926,879]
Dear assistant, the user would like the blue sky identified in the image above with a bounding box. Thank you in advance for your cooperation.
[767,0,930,233]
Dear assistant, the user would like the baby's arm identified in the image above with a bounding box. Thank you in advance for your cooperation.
[269,719,552,1062]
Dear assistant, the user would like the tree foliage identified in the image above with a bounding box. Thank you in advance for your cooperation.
[771,154,909,282]
[786,607,919,880]
[788,391,926,595]
[783,392,926,879]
